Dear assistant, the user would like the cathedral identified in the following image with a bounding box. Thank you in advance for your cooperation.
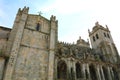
[0,7,120,80]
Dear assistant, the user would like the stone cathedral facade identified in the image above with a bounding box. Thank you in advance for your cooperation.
[0,7,120,80]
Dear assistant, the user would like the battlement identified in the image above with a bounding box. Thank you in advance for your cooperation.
[17,6,29,15]
[89,22,110,36]
[50,15,57,21]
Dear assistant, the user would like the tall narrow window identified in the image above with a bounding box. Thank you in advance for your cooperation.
[104,33,106,37]
[93,36,95,42]
[107,33,110,38]
[36,23,40,31]
[96,34,99,39]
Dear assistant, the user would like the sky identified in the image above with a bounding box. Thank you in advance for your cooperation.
[0,0,120,54]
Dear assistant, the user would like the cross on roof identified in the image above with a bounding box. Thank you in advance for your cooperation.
[38,11,42,16]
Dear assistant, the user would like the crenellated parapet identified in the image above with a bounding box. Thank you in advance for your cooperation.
[56,41,101,61]
[50,15,57,22]
[17,6,29,15]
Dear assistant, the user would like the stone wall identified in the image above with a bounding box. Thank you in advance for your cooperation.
[3,7,57,80]
[0,57,5,80]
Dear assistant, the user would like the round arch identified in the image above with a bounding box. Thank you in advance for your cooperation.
[57,60,67,79]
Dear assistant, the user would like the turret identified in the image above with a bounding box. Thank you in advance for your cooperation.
[48,15,58,80]
[89,22,119,63]
[76,36,90,48]
[4,7,29,80]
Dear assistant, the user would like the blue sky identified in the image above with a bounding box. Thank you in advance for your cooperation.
[0,0,120,54]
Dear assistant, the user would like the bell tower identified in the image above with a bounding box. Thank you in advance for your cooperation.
[4,7,58,80]
[88,22,119,63]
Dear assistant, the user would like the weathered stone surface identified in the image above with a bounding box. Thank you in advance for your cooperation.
[0,7,120,80]
[0,57,5,80]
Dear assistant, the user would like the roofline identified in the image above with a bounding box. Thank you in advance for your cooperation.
[0,26,12,31]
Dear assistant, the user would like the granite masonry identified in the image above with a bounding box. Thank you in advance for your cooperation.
[0,7,120,80]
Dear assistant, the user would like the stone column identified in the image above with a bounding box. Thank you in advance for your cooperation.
[100,66,105,80]
[86,63,91,80]
[67,58,71,80]
[96,65,102,80]
[54,58,58,80]
[110,67,114,80]
[3,7,28,80]
[73,62,76,80]
[48,15,58,80]
[81,63,86,80]
[107,67,112,80]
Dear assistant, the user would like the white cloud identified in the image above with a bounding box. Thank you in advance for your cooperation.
[39,0,120,15]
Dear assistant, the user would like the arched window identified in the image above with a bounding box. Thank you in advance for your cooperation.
[96,34,99,39]
[57,60,67,79]
[107,33,110,38]
[104,33,106,37]
[93,36,95,42]
[76,62,82,78]
[36,23,41,31]
[89,64,97,80]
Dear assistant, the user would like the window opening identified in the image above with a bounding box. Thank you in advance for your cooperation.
[93,36,95,42]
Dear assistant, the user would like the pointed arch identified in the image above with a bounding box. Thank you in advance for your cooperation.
[36,23,41,31]
[102,66,109,80]
[57,60,67,79]
[75,62,82,78]
[93,36,95,42]
[96,34,99,39]
[89,64,97,80]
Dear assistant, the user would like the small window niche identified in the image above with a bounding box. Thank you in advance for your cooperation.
[107,33,110,38]
[36,23,41,31]
[104,33,106,37]
[93,36,95,42]
[96,34,99,39]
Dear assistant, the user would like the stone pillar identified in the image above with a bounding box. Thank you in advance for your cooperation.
[3,7,28,80]
[107,67,112,80]
[96,65,102,80]
[100,66,105,80]
[5,8,22,57]
[48,15,58,80]
[67,59,72,80]
[81,63,86,80]
[54,58,58,80]
[110,67,114,80]
[86,63,91,80]
[73,62,76,80]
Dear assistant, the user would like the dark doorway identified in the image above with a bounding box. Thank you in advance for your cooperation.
[57,60,67,79]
